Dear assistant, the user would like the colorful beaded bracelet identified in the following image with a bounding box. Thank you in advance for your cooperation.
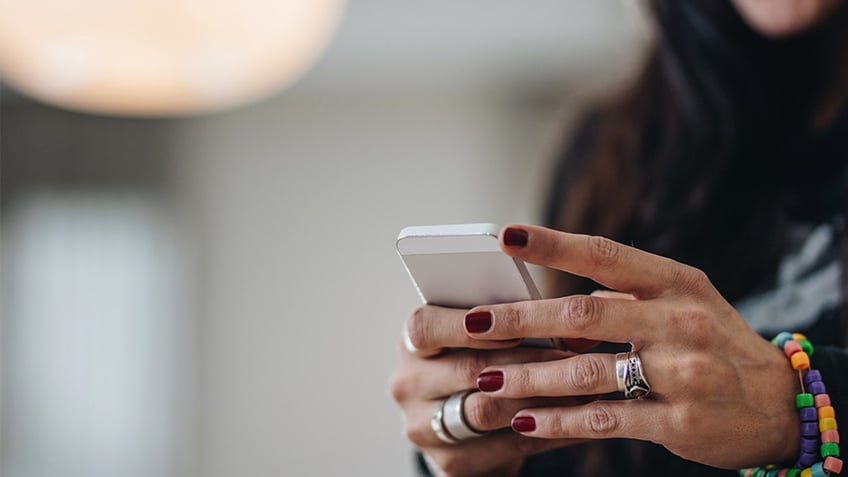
[739,332,843,477]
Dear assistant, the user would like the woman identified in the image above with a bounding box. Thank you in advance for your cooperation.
[390,0,848,475]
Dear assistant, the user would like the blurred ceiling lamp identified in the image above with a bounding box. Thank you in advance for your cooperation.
[0,0,345,116]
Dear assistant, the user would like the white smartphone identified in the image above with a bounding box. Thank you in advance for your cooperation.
[396,223,541,308]
[397,223,556,348]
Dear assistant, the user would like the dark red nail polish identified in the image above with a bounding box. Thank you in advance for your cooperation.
[512,416,536,433]
[477,370,504,392]
[503,227,528,247]
[465,311,493,333]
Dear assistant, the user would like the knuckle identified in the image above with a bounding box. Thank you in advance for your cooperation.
[510,366,533,395]
[568,357,605,393]
[495,304,523,336]
[388,370,410,403]
[671,402,706,430]
[671,264,711,295]
[585,403,620,436]
[464,395,502,431]
[562,295,600,334]
[587,235,621,268]
[404,415,431,447]
[406,306,429,350]
[672,303,715,344]
[437,453,470,477]
[454,353,485,385]
[674,353,731,396]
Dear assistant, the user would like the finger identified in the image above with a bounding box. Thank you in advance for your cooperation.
[554,291,634,352]
[478,351,670,400]
[465,295,660,343]
[476,353,618,398]
[390,347,574,403]
[405,394,586,448]
[499,225,707,298]
[428,348,574,399]
[510,400,666,443]
[423,431,584,476]
[462,393,592,432]
[406,305,521,357]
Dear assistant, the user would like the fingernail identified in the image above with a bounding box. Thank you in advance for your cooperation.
[477,370,504,392]
[464,311,493,333]
[503,227,528,247]
[512,416,536,433]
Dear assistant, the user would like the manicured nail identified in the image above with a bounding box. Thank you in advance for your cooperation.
[465,311,493,333]
[512,416,536,433]
[477,370,504,392]
[503,227,528,247]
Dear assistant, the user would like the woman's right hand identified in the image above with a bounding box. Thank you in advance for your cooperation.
[389,304,585,477]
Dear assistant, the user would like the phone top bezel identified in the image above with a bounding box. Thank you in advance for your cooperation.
[396,223,502,255]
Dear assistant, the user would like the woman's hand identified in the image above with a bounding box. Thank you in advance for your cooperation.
[465,224,801,470]
[389,305,585,477]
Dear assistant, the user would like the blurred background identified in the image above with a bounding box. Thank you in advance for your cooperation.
[0,1,646,475]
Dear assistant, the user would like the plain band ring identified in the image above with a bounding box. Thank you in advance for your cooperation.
[623,350,652,399]
[615,352,628,393]
[431,403,457,444]
[442,390,486,441]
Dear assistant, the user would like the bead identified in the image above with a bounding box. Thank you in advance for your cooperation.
[800,437,819,453]
[784,341,803,357]
[820,417,838,432]
[797,393,815,408]
[777,470,788,477]
[791,352,811,370]
[803,370,822,386]
[814,394,831,408]
[792,333,808,341]
[797,339,813,356]
[821,430,839,444]
[786,469,800,477]
[766,470,779,477]
[810,462,825,477]
[807,380,826,395]
[817,406,835,419]
[798,450,818,467]
[774,332,794,347]
[821,442,840,457]
[801,422,820,437]
[754,469,767,477]
[799,468,812,477]
[741,469,753,477]
[800,407,818,422]
[823,456,843,474]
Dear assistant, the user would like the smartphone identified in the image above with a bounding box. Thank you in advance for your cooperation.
[396,223,541,308]
[396,223,554,347]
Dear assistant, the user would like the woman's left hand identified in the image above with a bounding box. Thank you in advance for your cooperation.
[465,224,801,470]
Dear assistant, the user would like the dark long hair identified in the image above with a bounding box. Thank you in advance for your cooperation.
[548,0,847,304]
[540,2,848,475]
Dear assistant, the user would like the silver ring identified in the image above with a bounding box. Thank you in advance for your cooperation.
[622,351,651,399]
[615,352,628,393]
[442,390,486,441]
[430,403,456,444]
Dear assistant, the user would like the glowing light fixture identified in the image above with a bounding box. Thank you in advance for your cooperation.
[0,0,345,116]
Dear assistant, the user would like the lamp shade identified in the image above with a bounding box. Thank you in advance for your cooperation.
[0,0,345,116]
